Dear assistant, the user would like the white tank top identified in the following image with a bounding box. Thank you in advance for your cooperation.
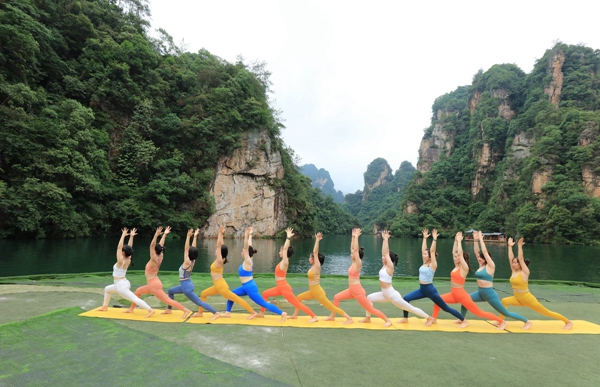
[113,263,127,277]
[378,266,393,283]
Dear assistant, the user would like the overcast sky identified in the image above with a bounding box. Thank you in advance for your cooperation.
[149,0,600,194]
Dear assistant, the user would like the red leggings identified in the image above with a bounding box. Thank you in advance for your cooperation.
[433,287,502,322]
[132,277,187,312]
[334,284,387,321]
[261,280,315,317]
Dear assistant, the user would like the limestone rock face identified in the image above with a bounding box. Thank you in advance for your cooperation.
[417,110,456,173]
[201,131,287,238]
[511,131,535,160]
[582,165,600,197]
[544,50,565,108]
[532,167,553,194]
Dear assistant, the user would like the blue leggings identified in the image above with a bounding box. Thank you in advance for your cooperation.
[403,283,464,320]
[462,287,528,323]
[167,280,217,314]
[226,279,284,315]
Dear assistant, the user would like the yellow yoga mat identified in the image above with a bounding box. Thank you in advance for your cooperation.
[79,307,188,323]
[79,309,600,334]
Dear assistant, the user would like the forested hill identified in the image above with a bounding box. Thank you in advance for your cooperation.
[0,0,354,238]
[299,164,344,203]
[384,43,600,245]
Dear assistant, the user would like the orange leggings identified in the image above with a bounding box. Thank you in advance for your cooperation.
[261,281,315,317]
[433,287,502,323]
[132,277,186,311]
[200,278,254,314]
[334,284,387,321]
[296,284,346,317]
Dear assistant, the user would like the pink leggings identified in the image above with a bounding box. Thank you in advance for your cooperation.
[433,287,502,323]
[261,281,315,317]
[333,284,387,321]
[131,277,187,312]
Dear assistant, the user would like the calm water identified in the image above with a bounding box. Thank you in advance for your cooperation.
[1,236,599,283]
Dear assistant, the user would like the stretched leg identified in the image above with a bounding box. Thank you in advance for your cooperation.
[127,284,151,311]
[461,290,484,319]
[383,287,429,319]
[401,288,426,319]
[292,290,314,319]
[213,278,256,317]
[479,287,528,323]
[454,288,504,325]
[148,278,191,318]
[311,286,352,323]
[164,284,183,312]
[180,280,218,314]
[352,285,390,326]
[328,288,354,320]
[365,291,387,318]
[115,279,154,317]
[100,284,118,310]
[279,282,315,320]
[226,285,247,313]
[516,292,571,328]
[422,284,465,326]
[243,281,285,321]
[259,286,282,315]
[432,292,458,319]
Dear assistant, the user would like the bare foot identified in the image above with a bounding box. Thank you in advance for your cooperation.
[192,312,203,318]
[343,318,354,325]
[289,314,299,319]
[221,312,231,318]
[307,316,318,323]
[425,318,436,327]
[523,321,533,330]
[497,321,508,330]
[563,321,573,330]
[492,321,500,326]
[453,319,462,324]
[161,309,172,315]
[246,312,257,320]
[145,309,155,318]
[280,312,288,322]
[384,320,393,327]
[97,306,108,312]
[397,318,409,324]
[359,317,371,324]
[323,315,335,321]
[123,308,134,314]
[209,312,221,321]
[256,312,265,318]
[181,309,192,319]
[458,320,469,329]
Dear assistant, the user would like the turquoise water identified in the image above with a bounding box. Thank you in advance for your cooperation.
[1,236,599,283]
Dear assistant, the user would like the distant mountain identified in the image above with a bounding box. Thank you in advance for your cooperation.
[300,164,345,203]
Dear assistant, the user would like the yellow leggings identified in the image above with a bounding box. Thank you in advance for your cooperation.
[200,278,254,314]
[296,284,346,317]
[501,291,569,323]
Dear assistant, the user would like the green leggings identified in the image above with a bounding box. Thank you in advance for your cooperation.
[462,287,528,323]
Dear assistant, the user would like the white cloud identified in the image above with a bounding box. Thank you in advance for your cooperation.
[149,0,600,194]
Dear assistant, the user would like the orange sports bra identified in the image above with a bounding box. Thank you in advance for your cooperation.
[145,259,160,276]
[348,265,360,279]
[510,271,528,290]
[211,262,223,274]
[275,263,287,278]
[450,268,465,285]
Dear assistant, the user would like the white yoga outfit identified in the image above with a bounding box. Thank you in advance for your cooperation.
[367,266,429,319]
[103,264,152,311]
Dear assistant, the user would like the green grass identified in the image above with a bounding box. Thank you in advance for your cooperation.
[1,273,600,386]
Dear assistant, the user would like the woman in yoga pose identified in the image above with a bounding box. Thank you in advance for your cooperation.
[292,232,353,324]
[127,226,191,318]
[199,225,257,320]
[258,228,316,322]
[223,227,287,321]
[162,228,220,320]
[361,230,432,324]
[501,237,573,329]
[328,228,392,327]
[428,232,506,329]
[461,231,531,329]
[400,229,467,327]
[99,228,154,317]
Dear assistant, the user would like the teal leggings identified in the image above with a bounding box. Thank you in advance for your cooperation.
[462,287,528,323]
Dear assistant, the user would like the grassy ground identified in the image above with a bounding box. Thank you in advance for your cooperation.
[1,273,599,386]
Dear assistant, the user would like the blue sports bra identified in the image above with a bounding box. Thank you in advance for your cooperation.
[238,263,253,277]
[475,267,494,282]
[419,265,435,283]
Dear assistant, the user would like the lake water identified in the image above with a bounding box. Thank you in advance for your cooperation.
[1,236,599,283]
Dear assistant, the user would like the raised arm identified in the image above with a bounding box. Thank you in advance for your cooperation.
[150,226,163,262]
[313,232,323,272]
[477,230,495,270]
[472,231,481,259]
[184,229,193,266]
[159,226,171,247]
[381,230,390,257]
[127,228,137,248]
[192,228,199,248]
[281,228,294,270]
[215,225,225,263]
[116,228,129,263]
[507,237,515,270]
[352,228,363,270]
[242,227,253,266]
[456,232,469,273]
[517,237,530,276]
[430,228,438,259]
[421,229,430,254]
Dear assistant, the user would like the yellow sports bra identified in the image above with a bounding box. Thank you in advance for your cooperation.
[510,271,528,290]
[308,268,320,284]
[211,262,223,274]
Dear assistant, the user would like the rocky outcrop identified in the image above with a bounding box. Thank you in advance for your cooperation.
[544,50,565,108]
[532,167,553,194]
[492,89,516,120]
[471,142,497,197]
[403,201,418,214]
[417,110,456,173]
[511,131,535,160]
[201,131,287,238]
[363,159,392,201]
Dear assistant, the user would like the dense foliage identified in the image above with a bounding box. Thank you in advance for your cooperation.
[299,164,344,203]
[389,44,600,244]
[0,0,347,238]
